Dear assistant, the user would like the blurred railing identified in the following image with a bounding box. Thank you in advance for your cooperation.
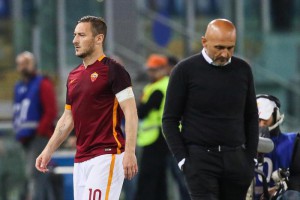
[0,122,25,200]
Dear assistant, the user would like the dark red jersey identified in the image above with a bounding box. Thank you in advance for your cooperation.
[65,55,132,162]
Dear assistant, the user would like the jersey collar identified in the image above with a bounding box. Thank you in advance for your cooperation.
[98,55,106,62]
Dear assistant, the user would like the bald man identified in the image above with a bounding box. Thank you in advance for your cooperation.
[162,19,259,200]
[13,51,57,200]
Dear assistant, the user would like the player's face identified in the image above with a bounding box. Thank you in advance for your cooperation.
[202,34,236,66]
[73,22,97,58]
[259,116,274,127]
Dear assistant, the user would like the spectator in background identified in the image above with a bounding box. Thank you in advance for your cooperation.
[166,55,179,75]
[135,54,169,200]
[13,51,57,200]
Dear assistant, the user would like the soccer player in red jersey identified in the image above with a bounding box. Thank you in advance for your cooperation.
[35,16,138,200]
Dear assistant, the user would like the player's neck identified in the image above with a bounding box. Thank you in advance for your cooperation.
[83,49,104,68]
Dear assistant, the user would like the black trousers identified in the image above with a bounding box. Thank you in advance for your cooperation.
[169,156,190,200]
[135,133,169,200]
[183,145,254,200]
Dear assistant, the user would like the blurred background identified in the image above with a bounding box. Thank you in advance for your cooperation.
[0,0,300,199]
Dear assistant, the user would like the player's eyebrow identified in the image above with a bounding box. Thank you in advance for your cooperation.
[74,32,85,36]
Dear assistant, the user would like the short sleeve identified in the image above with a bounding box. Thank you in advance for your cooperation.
[65,77,71,110]
[109,63,132,95]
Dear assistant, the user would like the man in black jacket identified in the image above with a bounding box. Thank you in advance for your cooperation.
[162,19,259,200]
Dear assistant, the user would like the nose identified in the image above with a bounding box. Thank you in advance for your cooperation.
[259,119,266,127]
[220,49,229,58]
[73,35,78,45]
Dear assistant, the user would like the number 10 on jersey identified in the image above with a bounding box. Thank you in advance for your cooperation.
[89,189,101,200]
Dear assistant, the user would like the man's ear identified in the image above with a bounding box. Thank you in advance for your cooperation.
[96,34,104,45]
[201,36,207,48]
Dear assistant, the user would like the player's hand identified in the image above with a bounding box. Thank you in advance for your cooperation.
[35,149,52,173]
[123,151,138,180]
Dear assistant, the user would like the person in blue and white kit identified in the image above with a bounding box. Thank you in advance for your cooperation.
[255,94,300,199]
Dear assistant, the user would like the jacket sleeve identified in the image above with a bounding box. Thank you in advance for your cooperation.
[162,64,188,163]
[138,90,163,120]
[244,66,259,162]
[37,78,57,138]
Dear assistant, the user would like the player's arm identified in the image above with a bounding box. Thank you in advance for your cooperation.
[118,90,138,180]
[35,108,74,173]
[110,62,138,180]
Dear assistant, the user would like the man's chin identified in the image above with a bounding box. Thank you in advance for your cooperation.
[212,62,226,67]
[212,60,229,66]
[75,52,85,58]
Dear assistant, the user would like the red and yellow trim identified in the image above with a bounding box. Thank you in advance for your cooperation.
[65,104,71,110]
[105,154,116,200]
[112,98,122,154]
[98,54,106,62]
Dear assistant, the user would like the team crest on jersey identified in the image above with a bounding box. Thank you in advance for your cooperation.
[90,72,98,82]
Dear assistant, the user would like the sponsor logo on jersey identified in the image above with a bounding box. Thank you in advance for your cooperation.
[91,72,98,82]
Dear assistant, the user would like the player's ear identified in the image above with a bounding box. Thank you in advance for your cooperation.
[95,34,104,45]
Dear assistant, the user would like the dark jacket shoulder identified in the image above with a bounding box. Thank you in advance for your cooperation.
[177,53,203,68]
[231,56,252,69]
